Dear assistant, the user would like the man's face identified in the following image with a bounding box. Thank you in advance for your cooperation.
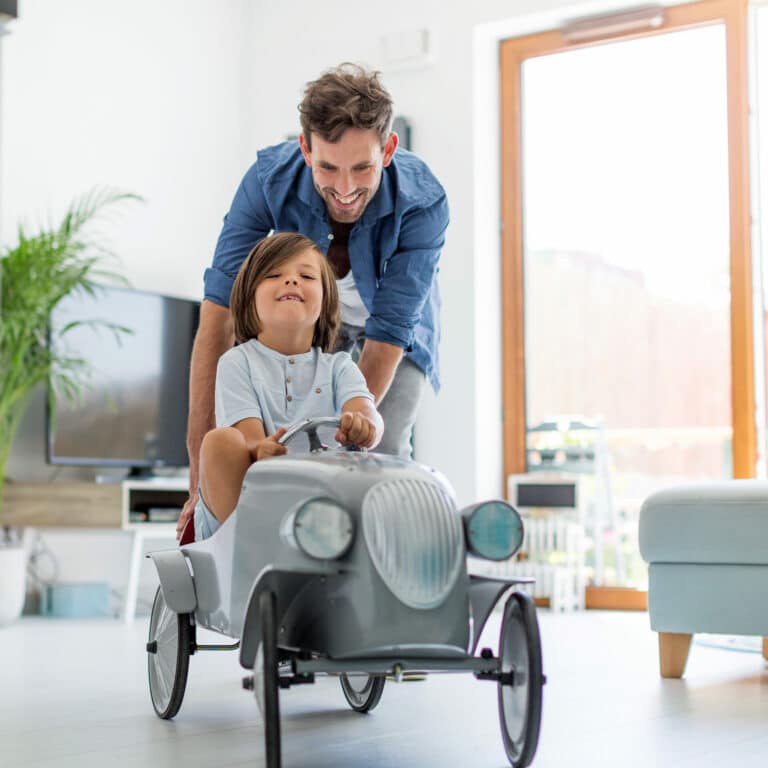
[300,128,398,224]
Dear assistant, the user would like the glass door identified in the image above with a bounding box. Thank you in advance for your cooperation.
[500,1,754,590]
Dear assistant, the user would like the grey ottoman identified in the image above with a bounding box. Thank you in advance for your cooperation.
[639,481,768,677]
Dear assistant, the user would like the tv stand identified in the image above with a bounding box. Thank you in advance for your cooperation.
[2,478,190,623]
[125,466,162,480]
[121,477,189,623]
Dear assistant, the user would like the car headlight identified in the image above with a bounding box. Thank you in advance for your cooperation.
[462,500,524,561]
[281,497,354,560]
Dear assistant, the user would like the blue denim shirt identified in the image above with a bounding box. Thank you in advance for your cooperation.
[204,141,449,391]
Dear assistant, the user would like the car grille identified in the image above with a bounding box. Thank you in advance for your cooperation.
[362,479,464,609]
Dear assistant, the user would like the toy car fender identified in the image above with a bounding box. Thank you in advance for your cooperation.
[147,549,196,614]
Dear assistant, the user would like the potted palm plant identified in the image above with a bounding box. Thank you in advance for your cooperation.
[0,189,138,626]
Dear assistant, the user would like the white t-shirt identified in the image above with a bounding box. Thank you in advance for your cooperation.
[336,271,370,328]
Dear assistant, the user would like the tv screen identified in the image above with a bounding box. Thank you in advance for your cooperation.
[47,285,200,473]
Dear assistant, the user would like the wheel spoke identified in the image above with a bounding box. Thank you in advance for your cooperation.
[158,644,175,677]
[156,663,171,705]
[152,656,170,705]
[156,619,176,649]
[157,604,174,639]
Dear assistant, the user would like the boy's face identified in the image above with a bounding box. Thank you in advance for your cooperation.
[255,248,324,336]
[300,128,398,224]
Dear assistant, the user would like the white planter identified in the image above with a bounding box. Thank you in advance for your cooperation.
[0,545,26,627]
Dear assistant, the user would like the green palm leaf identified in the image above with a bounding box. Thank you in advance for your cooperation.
[0,188,140,530]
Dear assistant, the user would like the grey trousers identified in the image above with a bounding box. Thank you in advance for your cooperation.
[335,323,427,458]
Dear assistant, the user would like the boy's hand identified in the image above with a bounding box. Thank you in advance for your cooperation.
[251,427,288,461]
[336,412,377,449]
[176,492,197,541]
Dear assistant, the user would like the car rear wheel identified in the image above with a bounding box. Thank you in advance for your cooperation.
[147,586,193,719]
[497,591,544,767]
[340,673,385,713]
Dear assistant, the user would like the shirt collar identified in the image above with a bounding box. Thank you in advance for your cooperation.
[297,166,326,218]
[248,338,316,363]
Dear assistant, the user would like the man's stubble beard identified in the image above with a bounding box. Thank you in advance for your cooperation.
[316,174,382,224]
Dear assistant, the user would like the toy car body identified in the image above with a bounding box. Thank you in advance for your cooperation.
[147,418,544,768]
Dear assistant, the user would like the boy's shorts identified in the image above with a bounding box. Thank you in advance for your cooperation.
[193,488,221,540]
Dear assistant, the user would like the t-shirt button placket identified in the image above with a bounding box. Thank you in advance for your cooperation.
[286,363,294,406]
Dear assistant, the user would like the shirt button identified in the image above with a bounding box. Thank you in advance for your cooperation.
[287,395,293,402]
[286,376,292,383]
[315,387,321,393]
[288,359,295,365]
[327,233,334,240]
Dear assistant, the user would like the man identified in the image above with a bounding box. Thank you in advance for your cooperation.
[177,63,449,538]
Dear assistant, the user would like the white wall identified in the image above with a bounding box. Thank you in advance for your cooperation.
[1,0,257,608]
[1,0,256,299]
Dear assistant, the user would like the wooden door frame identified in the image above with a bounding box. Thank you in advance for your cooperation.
[500,0,755,484]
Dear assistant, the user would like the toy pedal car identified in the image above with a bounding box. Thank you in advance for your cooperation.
[146,417,545,768]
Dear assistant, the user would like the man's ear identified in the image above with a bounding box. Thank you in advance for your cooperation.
[382,132,399,167]
[299,134,312,166]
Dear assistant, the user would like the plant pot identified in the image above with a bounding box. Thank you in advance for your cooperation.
[0,544,26,627]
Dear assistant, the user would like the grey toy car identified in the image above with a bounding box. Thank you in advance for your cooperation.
[146,417,544,768]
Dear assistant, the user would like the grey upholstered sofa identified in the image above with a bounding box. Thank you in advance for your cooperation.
[639,481,768,677]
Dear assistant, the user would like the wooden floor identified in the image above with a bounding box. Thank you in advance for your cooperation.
[1,610,767,768]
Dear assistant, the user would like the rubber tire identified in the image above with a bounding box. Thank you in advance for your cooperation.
[260,590,281,768]
[497,591,544,768]
[147,586,192,720]
[340,674,385,713]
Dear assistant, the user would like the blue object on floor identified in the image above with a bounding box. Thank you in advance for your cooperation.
[41,582,111,618]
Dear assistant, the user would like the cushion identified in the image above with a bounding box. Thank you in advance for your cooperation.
[639,480,768,565]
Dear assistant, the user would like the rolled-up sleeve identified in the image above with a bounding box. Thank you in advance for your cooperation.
[364,194,449,350]
[204,163,274,307]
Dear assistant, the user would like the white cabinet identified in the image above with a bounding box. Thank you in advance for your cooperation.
[121,477,188,622]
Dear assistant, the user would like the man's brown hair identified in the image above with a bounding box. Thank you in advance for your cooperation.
[230,233,340,351]
[299,63,393,149]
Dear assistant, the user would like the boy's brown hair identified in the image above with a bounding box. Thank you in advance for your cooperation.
[298,63,393,149]
[230,233,340,351]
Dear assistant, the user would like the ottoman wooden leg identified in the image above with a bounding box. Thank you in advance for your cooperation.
[658,632,692,678]
[763,638,768,661]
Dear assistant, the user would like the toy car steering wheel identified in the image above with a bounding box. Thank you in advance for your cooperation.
[278,417,342,453]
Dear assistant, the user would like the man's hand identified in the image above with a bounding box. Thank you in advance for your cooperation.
[250,427,288,462]
[176,491,197,541]
[335,411,379,449]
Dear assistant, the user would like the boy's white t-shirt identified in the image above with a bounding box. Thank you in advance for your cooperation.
[214,339,373,435]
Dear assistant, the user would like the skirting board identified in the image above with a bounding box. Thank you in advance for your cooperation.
[585,586,648,611]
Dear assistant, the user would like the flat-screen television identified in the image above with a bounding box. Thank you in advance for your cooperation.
[47,285,200,475]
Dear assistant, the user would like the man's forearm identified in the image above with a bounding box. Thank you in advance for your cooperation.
[356,339,404,405]
[186,301,235,493]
